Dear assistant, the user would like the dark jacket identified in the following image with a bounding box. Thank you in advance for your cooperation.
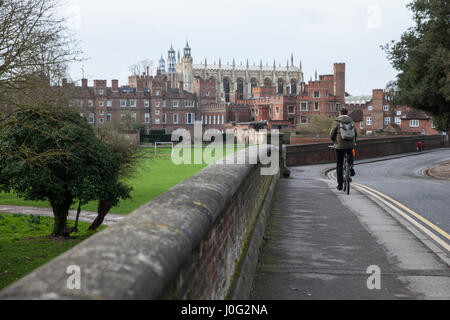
[330,115,357,150]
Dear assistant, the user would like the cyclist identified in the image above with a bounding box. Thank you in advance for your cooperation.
[330,108,357,191]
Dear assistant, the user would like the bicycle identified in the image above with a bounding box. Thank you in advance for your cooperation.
[329,146,354,195]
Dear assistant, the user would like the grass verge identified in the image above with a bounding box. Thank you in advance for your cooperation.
[0,213,105,290]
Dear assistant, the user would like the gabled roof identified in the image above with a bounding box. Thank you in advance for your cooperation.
[402,109,430,120]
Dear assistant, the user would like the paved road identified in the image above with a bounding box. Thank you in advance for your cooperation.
[353,149,450,239]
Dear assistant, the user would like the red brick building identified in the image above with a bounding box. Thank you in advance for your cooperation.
[297,63,346,125]
[346,89,439,136]
[67,78,151,129]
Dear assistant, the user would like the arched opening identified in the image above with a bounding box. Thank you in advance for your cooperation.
[264,78,272,87]
[291,79,297,95]
[277,79,284,94]
[251,78,258,97]
[223,78,231,103]
[237,79,244,100]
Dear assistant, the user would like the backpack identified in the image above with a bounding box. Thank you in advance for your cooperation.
[339,122,355,141]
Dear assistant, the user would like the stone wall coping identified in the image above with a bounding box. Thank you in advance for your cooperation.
[0,145,274,300]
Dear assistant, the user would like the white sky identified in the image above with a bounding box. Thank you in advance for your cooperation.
[62,0,414,96]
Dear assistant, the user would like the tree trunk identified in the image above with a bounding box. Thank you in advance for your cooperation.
[50,196,73,237]
[88,199,113,231]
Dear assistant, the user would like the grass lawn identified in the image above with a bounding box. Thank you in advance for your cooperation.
[0,145,244,215]
[0,213,105,290]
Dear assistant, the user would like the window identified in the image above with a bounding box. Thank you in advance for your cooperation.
[145,113,150,124]
[89,113,95,124]
[360,121,364,129]
[120,100,126,107]
[88,100,94,107]
[336,103,341,112]
[155,118,160,124]
[78,100,83,107]
[131,113,137,122]
[185,113,194,124]
[314,102,319,111]
[396,111,402,116]
[275,106,280,114]
[221,115,224,124]
[395,117,401,125]
[107,100,112,107]
[120,114,126,123]
[155,109,160,116]
[206,91,210,96]
[144,100,150,108]
[107,113,112,123]
[162,114,167,124]
[301,102,308,111]
[98,118,104,124]
[99,110,104,116]
[288,106,295,114]
[410,120,419,127]
[383,105,389,112]
[366,117,372,126]
[99,89,104,95]
[185,100,193,107]
[155,101,160,108]
[314,91,320,98]
[69,100,75,107]
[384,117,391,125]
[173,100,178,108]
[130,100,136,108]
[431,122,436,129]
[368,105,373,111]
[173,114,179,124]
[162,101,166,108]
[301,116,307,124]
[155,90,160,96]
[99,101,104,107]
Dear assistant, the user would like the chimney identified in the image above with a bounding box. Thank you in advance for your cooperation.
[137,80,144,92]
[112,80,119,91]
[179,81,184,92]
[81,78,88,89]
[62,78,67,87]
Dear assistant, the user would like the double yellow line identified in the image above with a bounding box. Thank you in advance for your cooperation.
[328,170,450,252]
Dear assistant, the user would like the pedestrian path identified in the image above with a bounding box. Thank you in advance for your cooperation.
[249,165,450,300]
[0,205,124,226]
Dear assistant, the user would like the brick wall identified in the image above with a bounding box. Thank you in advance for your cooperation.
[286,135,448,166]
[0,146,281,300]
[161,164,274,299]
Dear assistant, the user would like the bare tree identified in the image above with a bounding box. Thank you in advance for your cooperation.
[128,58,153,76]
[0,0,82,163]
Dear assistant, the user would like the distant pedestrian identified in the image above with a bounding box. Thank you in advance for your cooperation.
[417,141,423,152]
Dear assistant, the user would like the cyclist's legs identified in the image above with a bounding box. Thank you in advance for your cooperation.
[336,149,345,186]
